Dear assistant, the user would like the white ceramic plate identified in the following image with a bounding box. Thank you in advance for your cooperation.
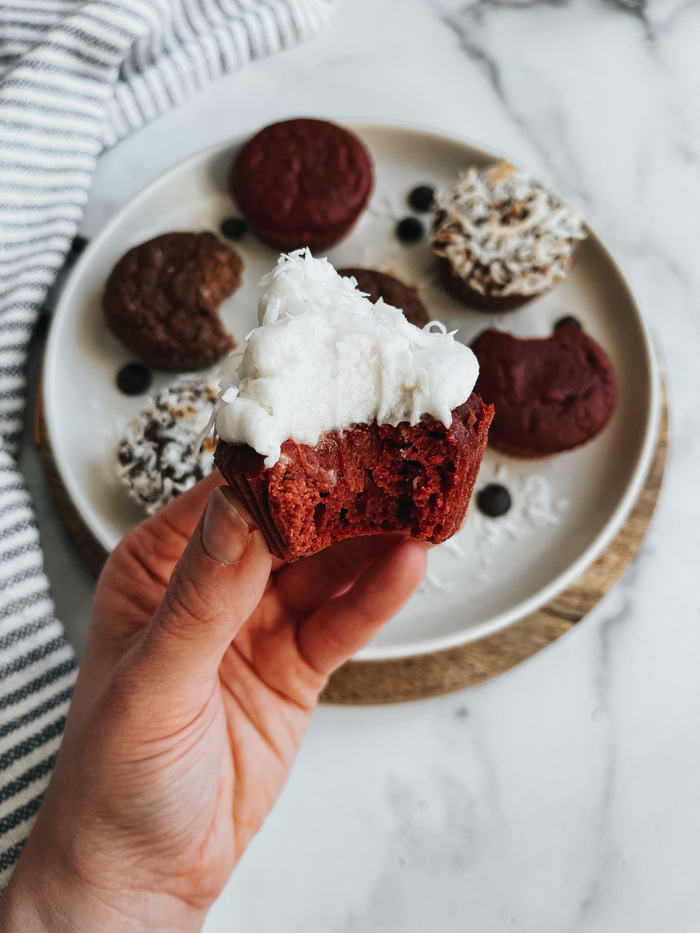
[44,122,660,661]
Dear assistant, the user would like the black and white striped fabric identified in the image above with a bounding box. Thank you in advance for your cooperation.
[0,0,336,890]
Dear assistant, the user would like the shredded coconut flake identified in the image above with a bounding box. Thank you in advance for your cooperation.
[432,160,586,298]
[468,468,571,580]
[117,376,218,514]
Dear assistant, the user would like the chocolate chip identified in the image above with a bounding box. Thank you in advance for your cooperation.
[408,185,435,212]
[396,217,425,244]
[554,315,582,332]
[476,484,512,518]
[220,217,248,241]
[117,363,152,396]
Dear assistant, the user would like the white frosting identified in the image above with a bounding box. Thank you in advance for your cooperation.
[214,250,479,468]
[432,160,586,297]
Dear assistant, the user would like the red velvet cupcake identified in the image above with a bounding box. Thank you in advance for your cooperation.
[211,251,492,561]
[216,395,492,562]
[229,118,373,252]
[471,324,615,457]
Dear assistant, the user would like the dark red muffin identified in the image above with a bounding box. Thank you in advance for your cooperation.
[338,267,430,328]
[104,232,242,370]
[214,394,493,562]
[229,118,373,252]
[471,325,615,457]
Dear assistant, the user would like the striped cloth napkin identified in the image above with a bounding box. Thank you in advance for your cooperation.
[0,0,336,890]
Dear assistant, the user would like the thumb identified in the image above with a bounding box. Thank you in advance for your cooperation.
[137,486,271,697]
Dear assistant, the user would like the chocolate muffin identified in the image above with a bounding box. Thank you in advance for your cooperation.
[432,160,587,312]
[210,250,491,562]
[471,325,616,457]
[229,118,373,252]
[338,267,429,328]
[117,375,218,514]
[103,231,242,370]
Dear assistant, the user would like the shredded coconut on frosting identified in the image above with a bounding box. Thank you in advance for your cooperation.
[432,160,586,298]
[118,376,218,514]
[213,249,480,468]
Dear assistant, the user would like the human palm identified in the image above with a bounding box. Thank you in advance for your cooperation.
[7,472,426,931]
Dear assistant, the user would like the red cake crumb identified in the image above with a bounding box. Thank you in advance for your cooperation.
[229,118,374,252]
[471,325,615,457]
[214,394,493,561]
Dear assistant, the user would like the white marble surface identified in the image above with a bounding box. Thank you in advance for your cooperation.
[19,0,700,929]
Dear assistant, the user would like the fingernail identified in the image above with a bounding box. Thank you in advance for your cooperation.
[202,488,254,564]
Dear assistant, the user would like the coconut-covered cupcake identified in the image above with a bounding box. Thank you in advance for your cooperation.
[212,250,493,562]
[432,160,586,312]
[118,375,218,514]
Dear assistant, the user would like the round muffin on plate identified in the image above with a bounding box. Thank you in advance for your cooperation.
[212,250,493,562]
[337,267,429,328]
[104,231,242,370]
[432,160,587,312]
[118,375,218,514]
[229,118,373,252]
[471,324,616,457]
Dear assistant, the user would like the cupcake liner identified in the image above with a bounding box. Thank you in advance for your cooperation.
[226,469,290,561]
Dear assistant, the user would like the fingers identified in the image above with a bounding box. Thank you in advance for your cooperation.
[296,539,427,676]
[274,533,408,614]
[124,470,224,579]
[150,469,224,537]
[103,470,223,602]
[135,487,272,697]
[93,471,228,646]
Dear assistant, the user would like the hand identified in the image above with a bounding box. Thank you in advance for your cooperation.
[0,473,426,932]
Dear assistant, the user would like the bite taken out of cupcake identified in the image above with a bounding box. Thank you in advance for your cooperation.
[471,323,615,457]
[432,160,587,312]
[211,250,494,562]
